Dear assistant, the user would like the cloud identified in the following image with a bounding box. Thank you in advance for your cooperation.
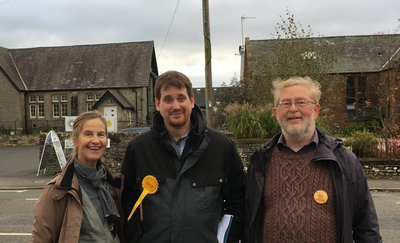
[0,0,399,87]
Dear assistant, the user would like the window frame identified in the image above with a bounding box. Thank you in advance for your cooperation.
[95,94,102,101]
[87,103,94,111]
[61,95,68,102]
[30,104,36,118]
[38,95,44,103]
[87,93,94,101]
[53,103,60,118]
[52,95,60,102]
[61,103,68,117]
[346,76,367,120]
[38,104,45,118]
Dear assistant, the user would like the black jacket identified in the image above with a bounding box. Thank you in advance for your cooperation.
[245,128,382,243]
[121,104,246,243]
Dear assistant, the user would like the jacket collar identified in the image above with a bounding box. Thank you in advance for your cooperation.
[312,128,343,162]
[51,158,122,190]
[261,128,342,162]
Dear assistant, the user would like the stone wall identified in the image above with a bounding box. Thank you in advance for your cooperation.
[37,132,136,174]
[5,133,400,179]
[0,134,40,146]
[362,161,400,179]
[234,138,268,168]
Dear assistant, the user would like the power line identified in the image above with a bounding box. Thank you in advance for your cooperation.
[157,0,180,60]
[0,0,12,5]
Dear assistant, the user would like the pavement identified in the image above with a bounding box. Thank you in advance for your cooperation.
[366,179,400,192]
[0,172,400,191]
[0,145,400,191]
[0,172,55,190]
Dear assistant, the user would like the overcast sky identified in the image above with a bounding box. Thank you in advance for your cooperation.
[0,0,399,87]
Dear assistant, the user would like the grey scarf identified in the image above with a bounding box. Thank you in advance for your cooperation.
[74,158,120,233]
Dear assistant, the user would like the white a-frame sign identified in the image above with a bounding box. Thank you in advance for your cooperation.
[37,130,67,176]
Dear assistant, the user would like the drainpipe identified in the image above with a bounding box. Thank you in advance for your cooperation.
[24,92,28,134]
[132,89,138,126]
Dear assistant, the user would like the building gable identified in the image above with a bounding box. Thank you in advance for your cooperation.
[93,89,135,110]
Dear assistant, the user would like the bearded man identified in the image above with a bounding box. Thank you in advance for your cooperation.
[121,71,245,243]
[244,77,382,243]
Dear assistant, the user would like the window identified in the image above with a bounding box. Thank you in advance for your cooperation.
[30,105,36,118]
[52,95,60,102]
[87,94,94,101]
[86,93,101,111]
[38,104,44,118]
[87,103,94,111]
[29,95,44,118]
[346,76,367,120]
[52,94,67,117]
[61,103,68,117]
[53,103,60,117]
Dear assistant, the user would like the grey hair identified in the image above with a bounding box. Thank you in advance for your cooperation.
[272,76,321,106]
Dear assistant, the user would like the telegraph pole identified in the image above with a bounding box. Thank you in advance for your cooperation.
[202,0,214,127]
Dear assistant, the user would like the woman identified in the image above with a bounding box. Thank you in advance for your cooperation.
[31,111,124,243]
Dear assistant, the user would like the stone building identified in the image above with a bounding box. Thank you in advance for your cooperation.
[242,34,400,129]
[0,41,158,134]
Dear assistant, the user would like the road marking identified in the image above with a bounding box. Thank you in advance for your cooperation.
[26,198,39,201]
[0,190,27,193]
[0,233,31,236]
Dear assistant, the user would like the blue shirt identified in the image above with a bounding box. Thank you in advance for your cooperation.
[170,130,190,158]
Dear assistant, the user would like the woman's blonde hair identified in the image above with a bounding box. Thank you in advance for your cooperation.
[272,76,321,106]
[68,110,107,161]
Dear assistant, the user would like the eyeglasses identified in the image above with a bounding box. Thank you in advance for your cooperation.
[277,99,316,108]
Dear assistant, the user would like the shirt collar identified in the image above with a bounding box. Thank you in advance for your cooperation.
[169,129,190,143]
[277,129,319,154]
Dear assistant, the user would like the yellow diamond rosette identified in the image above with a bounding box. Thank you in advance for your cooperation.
[128,175,159,221]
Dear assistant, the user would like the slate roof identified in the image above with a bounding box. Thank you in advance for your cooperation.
[0,47,26,90]
[93,89,135,110]
[1,41,157,91]
[247,34,400,74]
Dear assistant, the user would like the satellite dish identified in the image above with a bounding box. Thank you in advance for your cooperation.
[239,45,245,54]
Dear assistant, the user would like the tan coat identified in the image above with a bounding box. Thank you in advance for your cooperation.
[30,160,124,243]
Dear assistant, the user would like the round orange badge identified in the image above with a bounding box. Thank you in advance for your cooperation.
[314,190,328,204]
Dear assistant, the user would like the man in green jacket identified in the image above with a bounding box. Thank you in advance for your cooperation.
[121,70,246,243]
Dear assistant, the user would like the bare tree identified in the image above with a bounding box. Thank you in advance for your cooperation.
[245,8,341,106]
[365,24,400,157]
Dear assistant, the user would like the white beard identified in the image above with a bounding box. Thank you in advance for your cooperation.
[279,110,315,142]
